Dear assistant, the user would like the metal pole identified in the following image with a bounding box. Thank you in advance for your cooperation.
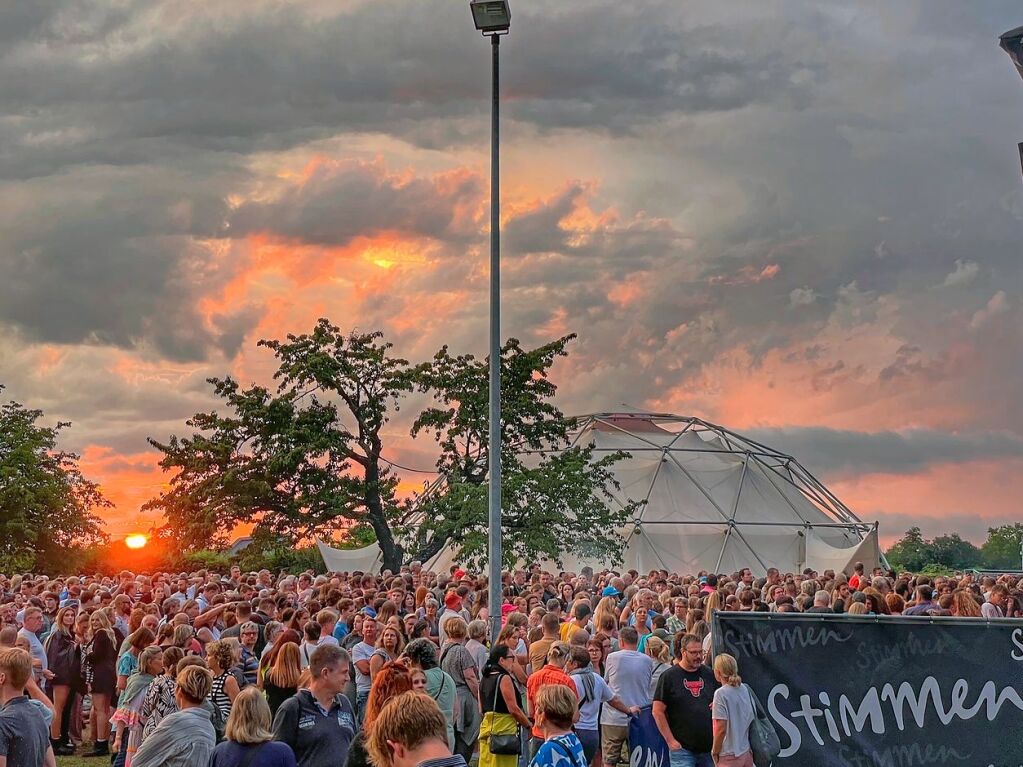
[487,32,503,644]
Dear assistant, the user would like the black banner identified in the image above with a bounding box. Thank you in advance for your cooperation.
[713,612,1023,767]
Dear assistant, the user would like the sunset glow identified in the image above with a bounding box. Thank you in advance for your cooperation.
[0,2,1021,547]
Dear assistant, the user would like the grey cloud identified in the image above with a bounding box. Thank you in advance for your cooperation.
[0,165,245,361]
[874,512,1017,547]
[225,160,482,246]
[0,0,819,181]
[744,426,1023,479]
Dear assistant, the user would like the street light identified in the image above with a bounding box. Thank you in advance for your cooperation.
[470,0,510,643]
[999,26,1023,178]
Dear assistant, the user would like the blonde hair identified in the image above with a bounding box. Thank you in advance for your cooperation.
[0,648,32,689]
[535,684,578,729]
[367,692,448,767]
[713,653,741,687]
[225,686,274,744]
[205,640,234,672]
[645,636,670,664]
[176,665,213,704]
[442,615,468,640]
[89,609,116,645]
[267,642,302,689]
[546,641,571,668]
[847,602,869,615]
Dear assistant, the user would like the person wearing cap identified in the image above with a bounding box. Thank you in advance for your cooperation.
[437,592,469,647]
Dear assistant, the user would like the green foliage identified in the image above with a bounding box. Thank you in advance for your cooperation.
[0,387,108,573]
[145,320,411,570]
[980,523,1023,570]
[235,529,325,574]
[885,527,983,572]
[406,335,638,569]
[176,550,232,572]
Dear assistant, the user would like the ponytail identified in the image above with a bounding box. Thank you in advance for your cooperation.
[713,652,742,687]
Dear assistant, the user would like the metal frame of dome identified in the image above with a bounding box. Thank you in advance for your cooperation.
[528,411,882,573]
[395,410,884,574]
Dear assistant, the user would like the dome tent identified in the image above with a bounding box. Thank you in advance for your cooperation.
[523,412,881,576]
[317,411,882,576]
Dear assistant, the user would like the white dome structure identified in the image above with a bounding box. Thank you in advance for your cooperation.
[540,412,881,576]
[316,411,883,577]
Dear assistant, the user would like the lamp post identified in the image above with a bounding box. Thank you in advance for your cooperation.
[470,0,510,643]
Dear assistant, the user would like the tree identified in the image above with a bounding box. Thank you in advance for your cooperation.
[885,527,983,572]
[981,524,1023,571]
[404,335,639,569]
[0,388,108,572]
[884,527,930,573]
[928,533,982,570]
[146,320,411,570]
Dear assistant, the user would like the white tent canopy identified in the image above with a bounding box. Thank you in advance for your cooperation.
[546,413,881,576]
[316,412,882,577]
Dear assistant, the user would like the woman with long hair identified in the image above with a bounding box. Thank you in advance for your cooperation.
[110,645,164,767]
[710,654,755,767]
[263,642,301,718]
[210,686,296,767]
[370,625,405,680]
[479,644,531,767]
[952,589,982,617]
[558,583,575,613]
[344,660,415,767]
[84,609,118,756]
[586,633,611,677]
[399,591,418,618]
[45,605,80,755]
[139,646,184,745]
[258,628,301,683]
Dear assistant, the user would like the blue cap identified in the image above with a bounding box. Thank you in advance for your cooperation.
[361,607,377,618]
[699,576,708,584]
[601,586,619,598]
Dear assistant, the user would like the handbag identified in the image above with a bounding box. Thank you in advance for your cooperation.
[487,673,522,755]
[744,684,781,767]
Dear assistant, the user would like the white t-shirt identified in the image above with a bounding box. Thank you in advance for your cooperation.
[712,684,755,757]
[572,671,614,730]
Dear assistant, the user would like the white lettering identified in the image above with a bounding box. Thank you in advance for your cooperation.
[1011,628,1023,661]
[767,676,1023,759]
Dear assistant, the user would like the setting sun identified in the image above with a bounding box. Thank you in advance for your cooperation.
[124,534,148,550]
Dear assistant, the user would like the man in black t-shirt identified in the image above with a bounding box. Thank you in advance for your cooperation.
[652,633,719,767]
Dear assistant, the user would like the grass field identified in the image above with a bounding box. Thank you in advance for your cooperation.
[57,758,92,767]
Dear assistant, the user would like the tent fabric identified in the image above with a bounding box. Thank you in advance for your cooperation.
[315,539,382,573]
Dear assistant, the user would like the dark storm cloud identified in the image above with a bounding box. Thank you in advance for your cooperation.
[0,166,239,361]
[0,0,817,181]
[745,426,1023,478]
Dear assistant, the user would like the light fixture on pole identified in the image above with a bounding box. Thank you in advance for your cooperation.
[470,0,510,643]
[999,26,1023,179]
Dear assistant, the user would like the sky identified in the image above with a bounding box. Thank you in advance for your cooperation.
[1,1,1022,546]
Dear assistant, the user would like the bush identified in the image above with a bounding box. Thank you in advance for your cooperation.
[174,550,232,572]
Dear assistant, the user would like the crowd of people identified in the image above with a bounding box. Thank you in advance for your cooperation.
[0,559,1020,767]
